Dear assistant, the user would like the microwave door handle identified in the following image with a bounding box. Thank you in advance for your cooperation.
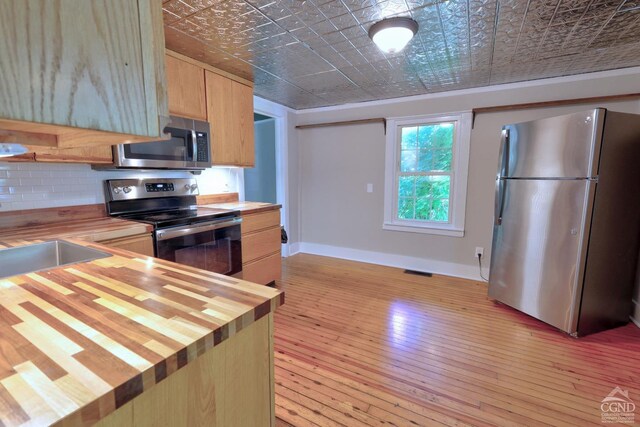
[191,130,198,163]
[156,218,242,241]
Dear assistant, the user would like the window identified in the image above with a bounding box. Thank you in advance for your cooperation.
[384,112,472,237]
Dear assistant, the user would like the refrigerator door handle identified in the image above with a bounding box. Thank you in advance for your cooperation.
[495,129,510,225]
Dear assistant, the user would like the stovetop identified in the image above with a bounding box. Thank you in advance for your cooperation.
[120,207,239,229]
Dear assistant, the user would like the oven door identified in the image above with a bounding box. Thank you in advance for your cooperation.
[155,217,242,276]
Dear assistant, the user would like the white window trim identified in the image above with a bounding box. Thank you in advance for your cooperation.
[383,111,472,237]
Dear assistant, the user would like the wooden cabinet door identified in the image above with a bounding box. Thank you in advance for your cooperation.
[206,71,255,167]
[206,71,238,165]
[166,54,207,121]
[233,81,255,167]
[0,0,167,146]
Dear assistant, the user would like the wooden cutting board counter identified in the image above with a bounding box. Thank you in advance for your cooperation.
[0,217,153,243]
[199,201,281,215]
[0,238,284,426]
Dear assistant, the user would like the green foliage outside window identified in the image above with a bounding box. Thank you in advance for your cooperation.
[398,122,454,222]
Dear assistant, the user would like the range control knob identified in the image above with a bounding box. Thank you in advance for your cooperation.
[122,186,132,194]
[184,184,191,191]
[190,183,198,191]
[112,186,121,194]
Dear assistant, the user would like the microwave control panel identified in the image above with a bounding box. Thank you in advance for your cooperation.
[196,132,209,162]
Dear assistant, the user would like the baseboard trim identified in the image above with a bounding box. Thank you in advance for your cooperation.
[288,242,301,256]
[298,242,489,282]
[632,299,639,328]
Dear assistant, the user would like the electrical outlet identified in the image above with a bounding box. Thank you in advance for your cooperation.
[366,183,373,193]
[475,247,484,258]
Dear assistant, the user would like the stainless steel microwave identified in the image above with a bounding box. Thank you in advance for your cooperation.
[112,116,211,170]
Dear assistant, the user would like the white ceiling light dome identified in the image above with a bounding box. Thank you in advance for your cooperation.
[369,17,419,54]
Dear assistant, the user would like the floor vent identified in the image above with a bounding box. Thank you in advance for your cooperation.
[404,269,432,277]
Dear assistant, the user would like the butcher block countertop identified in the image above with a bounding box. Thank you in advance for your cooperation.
[199,201,281,215]
[0,217,153,243]
[0,235,283,426]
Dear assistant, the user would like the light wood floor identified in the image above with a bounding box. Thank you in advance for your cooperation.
[273,254,640,427]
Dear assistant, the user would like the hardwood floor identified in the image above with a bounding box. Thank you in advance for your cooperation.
[273,254,640,426]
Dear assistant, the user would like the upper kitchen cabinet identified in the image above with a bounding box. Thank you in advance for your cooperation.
[206,71,255,167]
[0,0,168,149]
[165,53,207,121]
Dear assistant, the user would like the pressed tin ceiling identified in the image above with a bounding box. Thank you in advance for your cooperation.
[163,0,640,110]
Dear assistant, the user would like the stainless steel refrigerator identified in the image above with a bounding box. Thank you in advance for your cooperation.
[488,108,640,336]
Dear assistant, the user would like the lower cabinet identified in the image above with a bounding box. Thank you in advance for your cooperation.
[97,233,154,257]
[243,253,282,286]
[241,210,281,285]
[93,313,275,427]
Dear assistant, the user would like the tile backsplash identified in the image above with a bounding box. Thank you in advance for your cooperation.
[0,162,242,211]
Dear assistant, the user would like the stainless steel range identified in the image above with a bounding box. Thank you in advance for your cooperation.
[105,178,242,277]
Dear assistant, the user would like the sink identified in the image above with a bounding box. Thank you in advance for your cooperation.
[0,240,112,280]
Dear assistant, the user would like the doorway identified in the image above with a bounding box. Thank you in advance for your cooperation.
[244,113,277,203]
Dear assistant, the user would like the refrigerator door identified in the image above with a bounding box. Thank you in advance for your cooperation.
[488,179,595,333]
[504,109,605,179]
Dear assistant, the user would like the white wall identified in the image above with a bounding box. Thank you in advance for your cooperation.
[293,68,640,288]
[0,162,241,211]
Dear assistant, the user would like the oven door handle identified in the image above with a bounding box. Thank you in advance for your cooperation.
[155,218,242,241]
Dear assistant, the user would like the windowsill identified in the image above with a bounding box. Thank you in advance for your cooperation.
[382,222,465,237]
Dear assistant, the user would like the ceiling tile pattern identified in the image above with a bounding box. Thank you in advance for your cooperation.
[163,0,640,109]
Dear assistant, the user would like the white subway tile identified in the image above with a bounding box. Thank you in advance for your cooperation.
[20,193,45,201]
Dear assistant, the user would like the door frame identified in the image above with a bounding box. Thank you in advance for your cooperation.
[253,96,291,257]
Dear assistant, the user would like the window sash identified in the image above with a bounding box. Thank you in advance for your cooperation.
[394,122,457,225]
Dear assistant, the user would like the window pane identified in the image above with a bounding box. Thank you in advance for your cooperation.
[398,176,414,197]
[401,127,417,149]
[415,197,431,220]
[417,126,433,148]
[432,149,452,171]
[433,123,454,149]
[432,176,450,199]
[398,197,414,219]
[417,122,454,149]
[400,150,417,172]
[417,150,433,171]
[415,176,432,197]
[431,199,449,221]
[398,176,450,222]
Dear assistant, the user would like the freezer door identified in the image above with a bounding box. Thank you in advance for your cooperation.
[488,179,594,333]
[504,109,604,178]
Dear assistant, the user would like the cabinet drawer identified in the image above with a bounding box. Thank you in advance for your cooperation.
[242,227,280,263]
[242,252,281,285]
[241,210,280,235]
[98,234,154,257]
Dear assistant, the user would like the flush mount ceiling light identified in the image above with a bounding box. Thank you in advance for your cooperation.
[368,17,419,54]
[0,143,28,158]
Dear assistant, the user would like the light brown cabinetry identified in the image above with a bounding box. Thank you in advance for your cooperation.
[165,54,207,121]
[97,234,154,257]
[241,210,281,284]
[93,314,275,427]
[205,72,255,167]
[0,0,168,149]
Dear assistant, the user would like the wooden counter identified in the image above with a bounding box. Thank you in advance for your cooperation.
[0,217,153,243]
[0,236,283,426]
[199,201,281,215]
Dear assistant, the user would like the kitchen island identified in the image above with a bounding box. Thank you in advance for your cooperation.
[0,237,283,426]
